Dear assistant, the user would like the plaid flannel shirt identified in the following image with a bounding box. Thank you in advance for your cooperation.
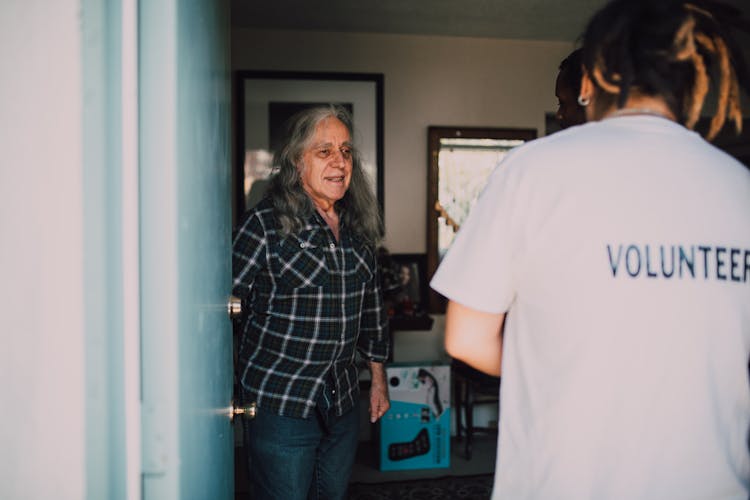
[232,197,389,419]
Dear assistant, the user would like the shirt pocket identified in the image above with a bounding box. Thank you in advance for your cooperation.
[274,233,330,289]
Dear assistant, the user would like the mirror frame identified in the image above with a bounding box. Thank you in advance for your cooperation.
[426,126,537,313]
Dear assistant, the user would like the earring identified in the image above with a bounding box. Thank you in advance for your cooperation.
[577,95,590,107]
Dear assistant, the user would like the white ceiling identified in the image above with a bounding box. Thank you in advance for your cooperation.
[232,0,750,43]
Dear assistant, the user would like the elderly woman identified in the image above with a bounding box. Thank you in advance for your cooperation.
[233,105,389,500]
[432,0,750,498]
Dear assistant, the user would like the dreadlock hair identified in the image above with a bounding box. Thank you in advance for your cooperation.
[581,0,749,140]
[265,104,383,247]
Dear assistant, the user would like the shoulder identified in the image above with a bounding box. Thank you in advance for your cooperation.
[488,120,652,186]
[245,197,277,224]
[499,124,593,170]
[234,198,277,242]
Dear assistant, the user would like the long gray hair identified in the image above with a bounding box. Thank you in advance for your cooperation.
[266,104,383,246]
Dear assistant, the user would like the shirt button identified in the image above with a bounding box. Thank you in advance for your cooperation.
[300,242,306,248]
[329,243,335,249]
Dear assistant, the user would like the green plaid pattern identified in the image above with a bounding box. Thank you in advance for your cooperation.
[233,197,389,419]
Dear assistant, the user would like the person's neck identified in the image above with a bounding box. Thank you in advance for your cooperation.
[312,200,337,220]
[603,95,676,122]
[310,198,340,241]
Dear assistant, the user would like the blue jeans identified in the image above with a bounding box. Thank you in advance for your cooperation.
[242,389,360,500]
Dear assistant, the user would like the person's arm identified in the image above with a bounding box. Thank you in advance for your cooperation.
[367,360,390,423]
[357,253,390,361]
[444,300,505,377]
[357,251,390,422]
[232,211,266,303]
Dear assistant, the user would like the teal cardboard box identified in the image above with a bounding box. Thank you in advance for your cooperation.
[378,363,451,471]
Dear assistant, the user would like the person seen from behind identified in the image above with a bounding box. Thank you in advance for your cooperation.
[432,0,750,498]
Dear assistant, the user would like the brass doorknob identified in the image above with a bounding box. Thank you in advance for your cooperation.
[227,295,242,319]
[229,401,257,422]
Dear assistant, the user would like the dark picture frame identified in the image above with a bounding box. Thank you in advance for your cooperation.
[385,253,433,331]
[234,70,384,221]
[390,253,428,311]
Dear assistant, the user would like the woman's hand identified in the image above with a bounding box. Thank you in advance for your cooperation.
[367,361,390,423]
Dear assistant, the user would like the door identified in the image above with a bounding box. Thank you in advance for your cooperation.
[139,0,233,499]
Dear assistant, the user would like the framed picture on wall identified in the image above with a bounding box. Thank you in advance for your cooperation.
[234,70,384,220]
[383,253,433,331]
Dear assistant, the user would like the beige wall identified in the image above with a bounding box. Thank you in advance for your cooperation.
[232,28,575,252]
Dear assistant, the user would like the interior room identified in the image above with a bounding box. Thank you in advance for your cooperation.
[229,1,750,497]
[4,1,749,499]
[229,4,586,497]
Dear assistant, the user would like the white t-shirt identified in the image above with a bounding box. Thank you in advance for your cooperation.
[431,116,750,500]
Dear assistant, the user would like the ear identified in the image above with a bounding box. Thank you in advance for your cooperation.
[579,71,594,103]
[579,72,597,121]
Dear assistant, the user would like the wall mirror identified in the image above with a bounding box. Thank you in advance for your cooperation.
[234,71,384,220]
[426,126,537,312]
